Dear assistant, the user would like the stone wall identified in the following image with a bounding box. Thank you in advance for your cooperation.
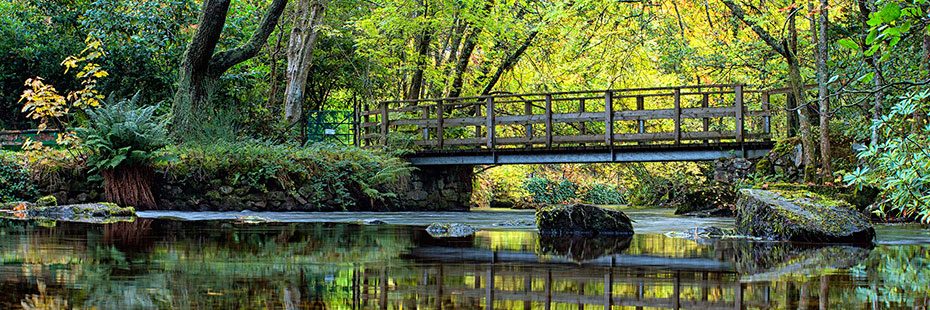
[713,157,754,184]
[39,165,475,211]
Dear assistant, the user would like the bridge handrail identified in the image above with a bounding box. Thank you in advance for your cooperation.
[360,84,784,152]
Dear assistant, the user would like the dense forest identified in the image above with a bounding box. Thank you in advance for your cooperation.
[1,0,928,220]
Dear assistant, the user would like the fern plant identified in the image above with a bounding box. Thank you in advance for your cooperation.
[75,93,168,208]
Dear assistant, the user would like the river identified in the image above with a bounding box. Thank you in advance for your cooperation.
[0,208,927,309]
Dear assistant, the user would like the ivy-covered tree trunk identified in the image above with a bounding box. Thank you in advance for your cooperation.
[817,0,832,181]
[284,0,327,139]
[173,0,288,141]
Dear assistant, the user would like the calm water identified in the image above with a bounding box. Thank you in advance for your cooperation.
[0,209,927,309]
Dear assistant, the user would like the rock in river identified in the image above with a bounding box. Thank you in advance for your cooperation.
[536,204,634,236]
[426,223,477,238]
[735,189,875,243]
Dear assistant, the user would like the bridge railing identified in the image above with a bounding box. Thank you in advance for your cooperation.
[360,85,775,151]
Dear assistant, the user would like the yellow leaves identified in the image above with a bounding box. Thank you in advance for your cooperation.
[20,35,107,136]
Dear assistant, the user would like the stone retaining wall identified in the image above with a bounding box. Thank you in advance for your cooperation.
[39,165,475,211]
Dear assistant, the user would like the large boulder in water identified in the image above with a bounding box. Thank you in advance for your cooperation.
[735,189,875,243]
[536,204,634,236]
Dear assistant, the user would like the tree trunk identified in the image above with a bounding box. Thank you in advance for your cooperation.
[448,27,480,98]
[284,0,327,140]
[406,31,431,100]
[817,0,832,182]
[173,0,288,141]
[480,30,538,96]
[787,10,800,137]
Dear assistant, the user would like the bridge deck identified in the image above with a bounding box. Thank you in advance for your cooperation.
[359,85,783,165]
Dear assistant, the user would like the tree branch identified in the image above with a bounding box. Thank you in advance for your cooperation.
[722,0,788,58]
[210,0,289,76]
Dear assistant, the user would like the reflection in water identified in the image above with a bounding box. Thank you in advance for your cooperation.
[0,219,928,309]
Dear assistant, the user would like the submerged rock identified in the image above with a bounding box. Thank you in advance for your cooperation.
[536,204,634,236]
[494,219,535,227]
[426,223,477,238]
[361,219,387,225]
[665,226,748,241]
[235,215,275,224]
[735,189,875,243]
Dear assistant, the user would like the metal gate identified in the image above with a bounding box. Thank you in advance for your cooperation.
[306,110,356,146]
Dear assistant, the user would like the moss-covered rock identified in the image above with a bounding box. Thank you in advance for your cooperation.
[762,183,879,211]
[35,195,57,206]
[735,189,875,243]
[0,202,136,223]
[674,185,736,216]
[536,204,634,236]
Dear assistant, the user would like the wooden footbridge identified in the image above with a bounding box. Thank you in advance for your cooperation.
[357,85,782,165]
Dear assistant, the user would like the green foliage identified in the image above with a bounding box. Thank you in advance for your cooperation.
[583,183,625,205]
[523,177,578,204]
[161,142,412,206]
[0,151,37,202]
[846,90,930,222]
[75,93,169,173]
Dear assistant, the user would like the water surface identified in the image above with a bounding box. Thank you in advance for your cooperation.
[0,209,927,309]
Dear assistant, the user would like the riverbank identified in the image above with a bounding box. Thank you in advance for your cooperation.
[2,142,472,212]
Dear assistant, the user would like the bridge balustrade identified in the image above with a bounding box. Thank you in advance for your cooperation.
[360,85,776,152]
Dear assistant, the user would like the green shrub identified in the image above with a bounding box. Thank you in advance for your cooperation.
[159,141,412,208]
[523,177,578,204]
[584,183,625,205]
[0,151,37,202]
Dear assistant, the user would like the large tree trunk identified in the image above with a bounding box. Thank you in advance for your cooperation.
[406,31,431,100]
[817,0,832,182]
[173,0,288,141]
[723,0,816,181]
[447,27,480,98]
[284,0,327,139]
[479,30,538,95]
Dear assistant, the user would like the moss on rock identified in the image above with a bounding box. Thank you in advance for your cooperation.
[36,195,57,207]
[735,189,874,243]
[536,204,634,236]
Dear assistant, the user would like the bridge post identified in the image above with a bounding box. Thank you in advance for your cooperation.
[762,91,772,141]
[735,85,745,144]
[605,91,614,147]
[674,88,682,145]
[380,102,389,145]
[545,94,553,148]
[486,97,495,149]
[421,105,430,141]
[636,95,645,145]
[525,99,533,148]
[437,100,445,148]
[701,93,710,145]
